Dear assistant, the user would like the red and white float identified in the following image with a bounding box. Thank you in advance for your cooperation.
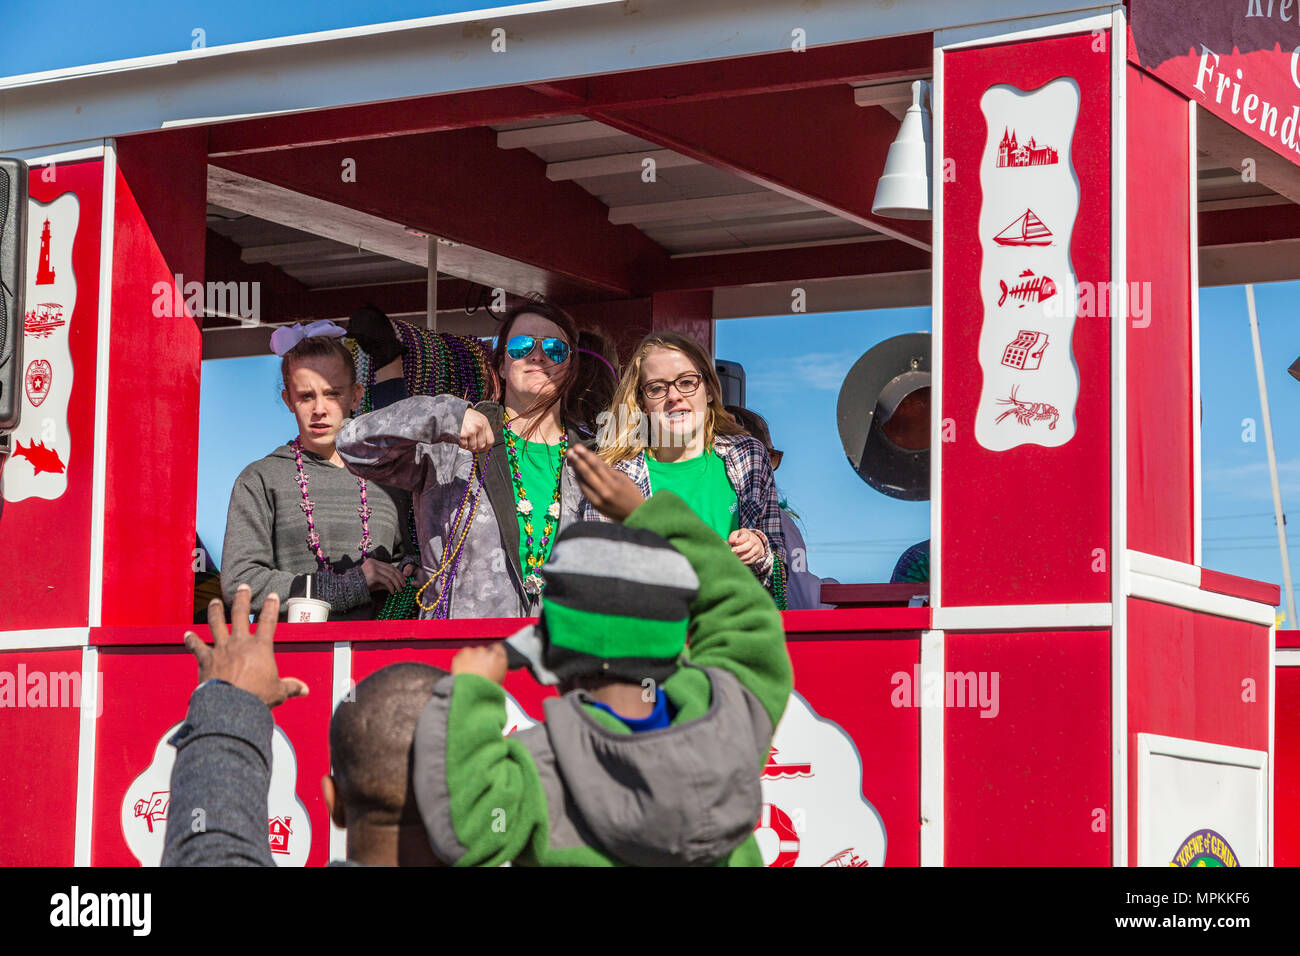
[0,0,1294,868]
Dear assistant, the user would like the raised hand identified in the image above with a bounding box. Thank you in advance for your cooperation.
[459,408,494,453]
[566,443,645,522]
[183,585,309,709]
[451,643,508,684]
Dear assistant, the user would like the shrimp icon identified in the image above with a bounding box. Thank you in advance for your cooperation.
[994,386,1060,429]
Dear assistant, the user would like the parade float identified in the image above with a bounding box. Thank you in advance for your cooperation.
[0,0,1295,867]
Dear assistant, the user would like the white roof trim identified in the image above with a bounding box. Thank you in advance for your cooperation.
[0,0,622,90]
[0,0,1113,153]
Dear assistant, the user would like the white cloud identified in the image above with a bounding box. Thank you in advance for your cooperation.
[1205,458,1300,498]
[746,352,859,394]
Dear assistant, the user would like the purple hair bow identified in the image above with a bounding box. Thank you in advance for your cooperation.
[270,320,347,356]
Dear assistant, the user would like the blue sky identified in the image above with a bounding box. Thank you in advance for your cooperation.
[198,284,1300,610]
[4,1,514,76]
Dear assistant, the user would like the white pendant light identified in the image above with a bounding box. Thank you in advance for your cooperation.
[871,80,933,221]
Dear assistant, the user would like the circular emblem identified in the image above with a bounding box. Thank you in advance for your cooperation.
[1171,828,1239,867]
[25,359,52,407]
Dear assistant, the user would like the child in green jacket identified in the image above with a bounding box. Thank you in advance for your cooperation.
[411,489,793,866]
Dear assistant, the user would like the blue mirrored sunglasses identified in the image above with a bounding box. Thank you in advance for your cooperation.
[506,335,570,364]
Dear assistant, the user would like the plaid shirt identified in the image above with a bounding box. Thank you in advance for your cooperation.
[581,434,787,589]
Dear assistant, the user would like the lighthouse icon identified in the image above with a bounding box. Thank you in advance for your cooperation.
[35,218,56,285]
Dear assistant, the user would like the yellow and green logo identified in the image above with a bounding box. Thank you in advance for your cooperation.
[1171,828,1239,867]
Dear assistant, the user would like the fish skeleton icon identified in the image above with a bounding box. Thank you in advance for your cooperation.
[998,270,1056,307]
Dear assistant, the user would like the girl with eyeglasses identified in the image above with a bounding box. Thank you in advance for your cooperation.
[337,300,591,618]
[577,330,789,603]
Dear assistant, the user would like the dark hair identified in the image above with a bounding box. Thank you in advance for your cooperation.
[280,335,357,390]
[329,662,448,822]
[490,298,582,435]
[571,329,621,436]
[726,405,773,451]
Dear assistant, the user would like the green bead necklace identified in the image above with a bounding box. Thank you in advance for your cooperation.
[503,414,568,596]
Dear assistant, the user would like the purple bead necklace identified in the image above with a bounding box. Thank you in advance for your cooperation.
[292,437,372,568]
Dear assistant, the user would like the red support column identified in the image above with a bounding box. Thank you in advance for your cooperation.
[101,130,207,625]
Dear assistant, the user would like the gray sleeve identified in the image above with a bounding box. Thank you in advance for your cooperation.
[337,395,469,491]
[220,470,300,613]
[312,565,371,612]
[161,682,275,867]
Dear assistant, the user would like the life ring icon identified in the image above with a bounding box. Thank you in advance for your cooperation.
[757,803,800,867]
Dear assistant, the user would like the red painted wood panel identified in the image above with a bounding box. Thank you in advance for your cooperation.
[944,629,1112,866]
[1126,599,1271,862]
[0,649,83,865]
[0,162,102,629]
[355,633,922,866]
[1275,665,1300,866]
[1200,568,1280,607]
[91,644,334,866]
[941,34,1112,607]
[1126,65,1194,562]
[101,135,206,625]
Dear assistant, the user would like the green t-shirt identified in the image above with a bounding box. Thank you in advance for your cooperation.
[645,450,739,542]
[512,436,565,572]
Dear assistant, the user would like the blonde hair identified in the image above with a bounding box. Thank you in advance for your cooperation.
[598,330,744,464]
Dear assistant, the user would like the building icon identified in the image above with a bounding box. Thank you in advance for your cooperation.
[997,128,1059,167]
[35,219,56,285]
[268,816,293,855]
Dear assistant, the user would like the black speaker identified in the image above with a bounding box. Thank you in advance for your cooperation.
[836,332,931,501]
[0,159,28,432]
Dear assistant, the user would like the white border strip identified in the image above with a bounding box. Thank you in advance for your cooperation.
[329,641,353,863]
[1189,100,1203,568]
[0,627,91,650]
[918,628,945,866]
[72,645,99,866]
[7,142,107,166]
[930,44,945,615]
[933,602,1112,630]
[1135,733,1268,867]
[1126,549,1201,587]
[1275,646,1300,666]
[1269,624,1276,865]
[86,140,116,628]
[935,8,1113,48]
[1128,572,1276,626]
[1110,2,1129,869]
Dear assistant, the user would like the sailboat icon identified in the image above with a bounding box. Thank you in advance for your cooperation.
[993,208,1053,246]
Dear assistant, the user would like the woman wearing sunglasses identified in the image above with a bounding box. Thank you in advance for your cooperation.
[579,330,788,602]
[337,300,589,618]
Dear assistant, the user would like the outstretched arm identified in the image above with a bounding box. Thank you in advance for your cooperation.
[625,491,792,732]
[337,395,489,490]
[411,645,548,867]
[163,588,308,867]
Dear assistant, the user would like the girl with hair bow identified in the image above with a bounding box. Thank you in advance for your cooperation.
[219,323,414,621]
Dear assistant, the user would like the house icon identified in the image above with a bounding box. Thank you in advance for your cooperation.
[268,816,293,855]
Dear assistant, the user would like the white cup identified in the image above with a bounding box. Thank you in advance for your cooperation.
[285,597,331,623]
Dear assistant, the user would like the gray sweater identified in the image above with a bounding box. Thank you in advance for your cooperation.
[221,444,409,620]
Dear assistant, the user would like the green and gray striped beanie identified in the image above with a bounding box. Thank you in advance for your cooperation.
[504,521,699,686]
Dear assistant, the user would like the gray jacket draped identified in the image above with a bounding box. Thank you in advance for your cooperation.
[336,395,586,619]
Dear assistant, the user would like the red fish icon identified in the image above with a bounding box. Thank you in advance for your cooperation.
[14,439,65,475]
